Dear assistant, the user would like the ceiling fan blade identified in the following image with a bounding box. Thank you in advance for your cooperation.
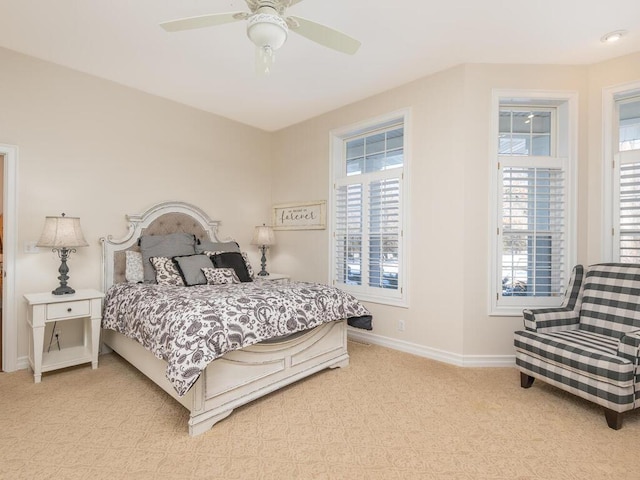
[288,16,361,55]
[244,0,259,13]
[160,12,244,32]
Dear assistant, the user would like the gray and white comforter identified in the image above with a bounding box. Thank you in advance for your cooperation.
[102,281,370,396]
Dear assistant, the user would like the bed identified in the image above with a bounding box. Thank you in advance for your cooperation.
[100,201,370,436]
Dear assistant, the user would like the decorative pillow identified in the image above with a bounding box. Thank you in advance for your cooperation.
[241,252,255,279]
[201,267,241,285]
[173,254,214,286]
[125,251,144,283]
[204,250,255,279]
[205,251,253,283]
[149,256,185,286]
[195,239,240,255]
[139,233,196,283]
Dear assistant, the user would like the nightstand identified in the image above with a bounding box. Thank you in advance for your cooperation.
[24,289,104,383]
[253,273,290,284]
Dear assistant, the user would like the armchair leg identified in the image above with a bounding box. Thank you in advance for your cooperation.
[520,372,535,388]
[603,408,623,430]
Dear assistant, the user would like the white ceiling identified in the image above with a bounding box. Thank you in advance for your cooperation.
[1,0,639,131]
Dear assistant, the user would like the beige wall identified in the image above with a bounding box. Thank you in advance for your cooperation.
[0,47,272,360]
[272,66,469,355]
[3,43,640,366]
[460,64,589,355]
[272,54,640,359]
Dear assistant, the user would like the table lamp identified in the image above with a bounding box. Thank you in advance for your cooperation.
[251,224,276,276]
[36,213,89,295]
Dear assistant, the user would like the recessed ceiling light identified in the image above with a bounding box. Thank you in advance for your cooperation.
[601,30,627,43]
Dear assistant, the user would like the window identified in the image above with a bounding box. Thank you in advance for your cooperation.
[490,92,577,315]
[609,90,640,262]
[330,111,409,306]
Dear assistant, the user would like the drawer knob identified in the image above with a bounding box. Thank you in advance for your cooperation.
[67,308,72,312]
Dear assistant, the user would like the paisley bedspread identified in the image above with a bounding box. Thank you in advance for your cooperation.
[102,281,370,396]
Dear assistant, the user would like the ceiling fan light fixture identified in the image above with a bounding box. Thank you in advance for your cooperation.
[247,13,288,51]
[247,12,288,75]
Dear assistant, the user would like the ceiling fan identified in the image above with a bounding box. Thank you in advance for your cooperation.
[160,0,361,74]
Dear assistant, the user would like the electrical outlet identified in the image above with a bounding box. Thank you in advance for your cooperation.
[398,320,405,332]
[47,326,63,352]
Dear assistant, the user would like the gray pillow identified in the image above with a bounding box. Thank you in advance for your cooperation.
[139,233,196,283]
[173,254,214,286]
[195,240,240,254]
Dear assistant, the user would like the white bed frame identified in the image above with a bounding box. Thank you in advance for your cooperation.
[100,201,349,436]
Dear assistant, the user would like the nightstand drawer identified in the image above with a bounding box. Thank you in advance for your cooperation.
[47,300,91,320]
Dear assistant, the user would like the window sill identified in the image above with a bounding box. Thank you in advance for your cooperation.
[489,307,525,317]
[489,302,562,317]
[349,291,408,309]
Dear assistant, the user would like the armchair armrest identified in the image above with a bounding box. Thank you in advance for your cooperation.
[522,307,580,333]
[617,330,640,364]
[522,264,585,333]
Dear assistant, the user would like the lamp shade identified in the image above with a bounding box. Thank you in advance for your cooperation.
[36,214,89,248]
[251,225,276,247]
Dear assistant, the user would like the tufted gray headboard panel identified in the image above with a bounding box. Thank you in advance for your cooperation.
[112,212,211,284]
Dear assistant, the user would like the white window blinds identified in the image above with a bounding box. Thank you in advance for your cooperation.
[491,95,576,315]
[501,165,565,297]
[615,95,640,263]
[368,178,400,289]
[331,115,407,305]
[619,162,640,262]
[334,183,363,285]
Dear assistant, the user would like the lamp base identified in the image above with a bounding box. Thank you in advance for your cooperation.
[51,247,76,295]
[258,245,269,276]
[52,285,76,296]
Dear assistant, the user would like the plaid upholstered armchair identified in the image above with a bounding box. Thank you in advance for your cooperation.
[514,263,640,430]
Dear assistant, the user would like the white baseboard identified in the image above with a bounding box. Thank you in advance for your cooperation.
[13,333,514,373]
[16,355,30,371]
[347,328,515,367]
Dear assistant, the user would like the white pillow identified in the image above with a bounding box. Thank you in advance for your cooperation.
[149,256,185,286]
[202,267,241,285]
[125,251,144,283]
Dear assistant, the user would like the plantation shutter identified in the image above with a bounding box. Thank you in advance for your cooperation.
[501,165,565,297]
[493,99,576,313]
[335,183,363,284]
[332,115,406,304]
[368,178,400,289]
[616,95,640,263]
[618,160,640,262]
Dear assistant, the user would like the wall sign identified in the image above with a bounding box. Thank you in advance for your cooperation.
[272,201,326,230]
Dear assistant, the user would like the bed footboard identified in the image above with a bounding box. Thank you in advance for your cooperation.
[102,319,349,436]
[191,319,348,436]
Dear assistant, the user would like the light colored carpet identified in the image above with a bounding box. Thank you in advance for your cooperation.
[1,341,637,480]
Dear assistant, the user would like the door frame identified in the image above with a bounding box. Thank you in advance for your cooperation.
[1,144,17,371]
